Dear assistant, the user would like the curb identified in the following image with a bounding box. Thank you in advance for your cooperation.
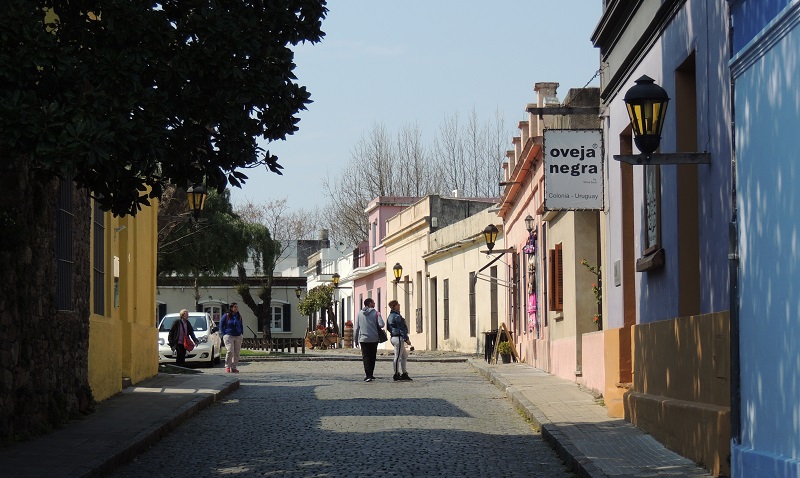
[82,379,240,478]
[239,355,473,363]
[467,359,604,478]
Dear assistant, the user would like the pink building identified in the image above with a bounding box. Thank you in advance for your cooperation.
[347,197,418,321]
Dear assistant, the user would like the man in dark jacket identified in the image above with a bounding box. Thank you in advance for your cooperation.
[219,303,244,373]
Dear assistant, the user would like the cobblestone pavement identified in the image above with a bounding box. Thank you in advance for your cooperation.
[112,360,576,477]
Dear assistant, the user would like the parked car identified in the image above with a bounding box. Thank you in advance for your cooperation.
[157,311,222,367]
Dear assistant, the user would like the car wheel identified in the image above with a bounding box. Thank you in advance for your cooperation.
[206,346,215,368]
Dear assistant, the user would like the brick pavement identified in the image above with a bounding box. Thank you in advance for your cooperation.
[0,351,717,477]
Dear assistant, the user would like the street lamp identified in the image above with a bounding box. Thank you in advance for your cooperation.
[614,75,709,165]
[483,224,499,252]
[525,215,535,233]
[295,287,303,299]
[623,75,669,156]
[332,273,340,287]
[393,263,403,283]
[186,183,208,219]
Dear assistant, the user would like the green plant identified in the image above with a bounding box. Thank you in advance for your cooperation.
[497,341,514,355]
[580,259,602,328]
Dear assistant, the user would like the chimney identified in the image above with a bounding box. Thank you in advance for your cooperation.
[506,150,515,177]
[519,121,529,146]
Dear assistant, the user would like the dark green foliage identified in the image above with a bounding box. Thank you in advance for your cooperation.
[1,0,327,216]
[158,190,268,278]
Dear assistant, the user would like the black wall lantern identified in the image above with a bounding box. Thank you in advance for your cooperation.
[392,263,403,283]
[483,224,499,252]
[295,287,303,299]
[624,75,669,156]
[186,183,208,219]
[332,273,340,287]
[615,75,710,165]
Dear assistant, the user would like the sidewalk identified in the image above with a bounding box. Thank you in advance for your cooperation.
[0,370,239,478]
[468,359,714,478]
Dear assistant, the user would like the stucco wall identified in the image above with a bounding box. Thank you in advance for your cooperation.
[625,311,730,476]
[579,330,605,395]
[89,203,160,402]
[730,3,800,474]
[423,208,508,354]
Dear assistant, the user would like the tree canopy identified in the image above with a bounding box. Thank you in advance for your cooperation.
[158,190,253,278]
[1,0,327,216]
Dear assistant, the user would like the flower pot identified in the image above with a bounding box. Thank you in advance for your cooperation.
[501,353,512,364]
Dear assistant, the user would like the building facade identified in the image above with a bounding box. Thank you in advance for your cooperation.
[383,195,497,352]
[729,1,800,476]
[592,1,733,475]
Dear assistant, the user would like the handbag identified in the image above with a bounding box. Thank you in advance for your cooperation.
[377,327,388,343]
[183,334,195,352]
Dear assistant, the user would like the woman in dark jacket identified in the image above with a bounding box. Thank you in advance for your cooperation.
[168,309,199,366]
[387,300,412,381]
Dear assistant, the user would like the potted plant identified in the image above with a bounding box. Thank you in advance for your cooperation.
[497,341,514,364]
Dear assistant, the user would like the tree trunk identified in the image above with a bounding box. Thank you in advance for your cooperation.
[326,305,339,335]
[235,263,272,339]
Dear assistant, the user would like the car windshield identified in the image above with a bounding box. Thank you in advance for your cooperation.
[158,316,208,332]
[158,317,177,332]
[191,316,208,331]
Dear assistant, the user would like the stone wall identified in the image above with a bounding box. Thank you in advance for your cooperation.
[0,167,93,444]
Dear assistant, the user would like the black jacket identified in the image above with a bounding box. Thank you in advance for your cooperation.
[168,318,198,348]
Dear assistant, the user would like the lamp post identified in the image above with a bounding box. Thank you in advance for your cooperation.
[295,287,303,299]
[332,273,340,287]
[474,224,515,287]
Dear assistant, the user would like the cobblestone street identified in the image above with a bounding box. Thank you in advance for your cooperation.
[112,360,575,477]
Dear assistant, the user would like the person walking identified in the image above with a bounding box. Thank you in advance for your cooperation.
[353,298,384,382]
[387,300,412,381]
[168,309,199,367]
[219,302,244,373]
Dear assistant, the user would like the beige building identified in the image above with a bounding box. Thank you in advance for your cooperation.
[383,195,501,352]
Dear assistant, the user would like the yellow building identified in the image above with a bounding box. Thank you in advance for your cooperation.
[88,200,160,401]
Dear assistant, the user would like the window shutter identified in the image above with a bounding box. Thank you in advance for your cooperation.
[548,252,556,310]
[283,303,291,331]
[555,243,564,311]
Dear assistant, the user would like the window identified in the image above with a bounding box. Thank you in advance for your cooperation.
[56,179,74,311]
[92,200,105,315]
[548,243,563,311]
[469,272,476,337]
[416,270,423,334]
[443,279,450,340]
[490,266,498,331]
[271,304,292,332]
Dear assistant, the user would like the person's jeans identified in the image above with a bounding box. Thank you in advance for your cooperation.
[224,335,243,370]
[390,336,408,374]
[359,342,379,378]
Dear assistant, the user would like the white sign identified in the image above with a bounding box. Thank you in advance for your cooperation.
[543,129,603,210]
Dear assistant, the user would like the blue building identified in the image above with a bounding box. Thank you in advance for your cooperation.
[730,1,800,476]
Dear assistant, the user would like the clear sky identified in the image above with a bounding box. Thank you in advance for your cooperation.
[229,1,603,210]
